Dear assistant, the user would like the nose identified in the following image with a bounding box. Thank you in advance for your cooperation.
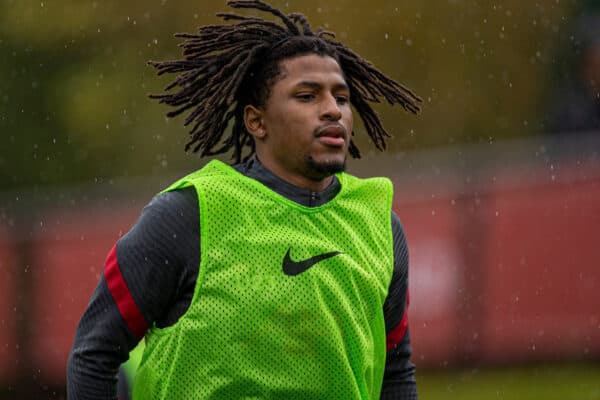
[320,94,342,121]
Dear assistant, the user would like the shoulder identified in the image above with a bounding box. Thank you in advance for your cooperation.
[150,186,198,213]
[391,210,408,271]
[137,186,199,228]
[115,186,200,284]
[339,172,392,186]
[391,210,404,232]
[119,187,199,248]
[339,173,393,201]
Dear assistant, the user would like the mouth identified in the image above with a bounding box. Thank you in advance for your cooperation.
[316,125,347,148]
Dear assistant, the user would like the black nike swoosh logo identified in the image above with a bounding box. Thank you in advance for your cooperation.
[282,248,343,276]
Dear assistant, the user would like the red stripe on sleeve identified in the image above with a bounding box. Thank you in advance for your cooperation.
[386,289,410,352]
[104,244,148,339]
[386,311,408,351]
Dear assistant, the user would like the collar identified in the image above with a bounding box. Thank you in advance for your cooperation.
[233,158,341,208]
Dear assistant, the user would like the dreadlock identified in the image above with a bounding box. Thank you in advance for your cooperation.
[148,0,421,163]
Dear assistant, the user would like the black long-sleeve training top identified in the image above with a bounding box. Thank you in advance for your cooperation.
[67,158,417,400]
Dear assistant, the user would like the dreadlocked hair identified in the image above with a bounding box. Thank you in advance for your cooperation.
[148,0,421,163]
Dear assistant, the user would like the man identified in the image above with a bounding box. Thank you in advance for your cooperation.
[67,1,421,399]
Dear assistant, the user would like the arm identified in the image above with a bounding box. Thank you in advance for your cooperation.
[67,187,200,399]
[380,211,418,400]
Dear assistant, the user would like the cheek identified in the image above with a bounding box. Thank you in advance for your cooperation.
[268,115,307,152]
[344,108,354,130]
[281,115,312,144]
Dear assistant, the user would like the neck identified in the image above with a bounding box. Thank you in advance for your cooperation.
[255,156,334,192]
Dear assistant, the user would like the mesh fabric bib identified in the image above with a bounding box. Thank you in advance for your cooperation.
[133,160,394,399]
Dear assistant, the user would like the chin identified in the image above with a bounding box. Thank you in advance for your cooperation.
[305,156,346,178]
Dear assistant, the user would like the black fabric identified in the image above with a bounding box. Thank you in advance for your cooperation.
[67,158,417,399]
[117,187,198,329]
[382,327,417,400]
[385,212,409,332]
[67,279,136,399]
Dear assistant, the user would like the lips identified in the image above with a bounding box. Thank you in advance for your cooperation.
[316,125,346,148]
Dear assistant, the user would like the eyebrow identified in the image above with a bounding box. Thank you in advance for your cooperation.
[294,80,350,91]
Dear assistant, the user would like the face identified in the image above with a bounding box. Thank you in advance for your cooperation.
[245,54,353,190]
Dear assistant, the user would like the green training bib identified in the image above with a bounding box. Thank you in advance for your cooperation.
[133,160,394,399]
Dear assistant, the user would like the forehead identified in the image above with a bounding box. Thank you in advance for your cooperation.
[275,54,347,87]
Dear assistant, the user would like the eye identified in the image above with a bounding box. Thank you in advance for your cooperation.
[296,93,315,101]
[335,95,350,104]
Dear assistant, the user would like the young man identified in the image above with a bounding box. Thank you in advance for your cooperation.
[67,1,421,399]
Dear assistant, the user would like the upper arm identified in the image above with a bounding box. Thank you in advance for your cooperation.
[384,211,409,339]
[381,211,417,393]
[115,186,200,332]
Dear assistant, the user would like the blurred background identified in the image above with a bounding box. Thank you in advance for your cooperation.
[1,0,599,398]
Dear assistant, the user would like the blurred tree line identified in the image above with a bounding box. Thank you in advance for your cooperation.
[0,0,583,191]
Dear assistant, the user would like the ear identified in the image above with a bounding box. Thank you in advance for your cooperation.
[244,104,266,140]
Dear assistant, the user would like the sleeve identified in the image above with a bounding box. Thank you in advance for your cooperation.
[380,211,418,400]
[66,187,200,399]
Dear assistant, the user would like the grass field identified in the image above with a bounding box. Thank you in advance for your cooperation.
[417,362,600,400]
[1,362,598,399]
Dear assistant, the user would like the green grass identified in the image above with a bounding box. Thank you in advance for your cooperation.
[417,363,600,400]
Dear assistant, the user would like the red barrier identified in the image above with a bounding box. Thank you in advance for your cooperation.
[401,168,600,366]
[479,173,600,363]
[394,195,463,367]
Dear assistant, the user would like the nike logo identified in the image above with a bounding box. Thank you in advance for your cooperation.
[282,248,343,276]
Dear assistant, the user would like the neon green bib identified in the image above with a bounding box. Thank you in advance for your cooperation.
[133,160,394,399]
